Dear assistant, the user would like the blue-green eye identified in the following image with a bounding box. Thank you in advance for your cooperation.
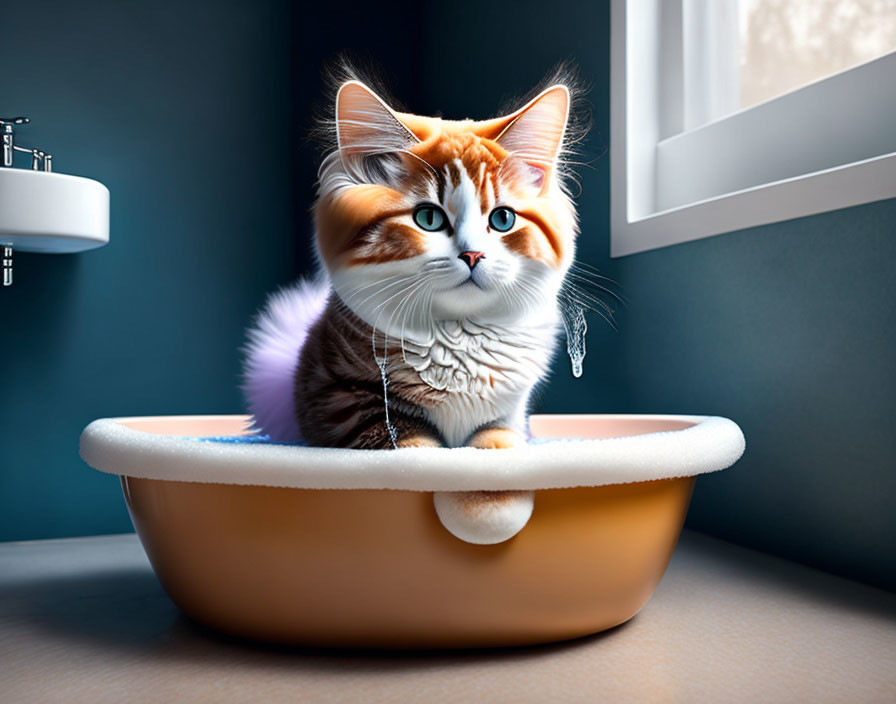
[413,205,448,232]
[489,206,516,232]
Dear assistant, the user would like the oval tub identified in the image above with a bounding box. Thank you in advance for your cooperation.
[79,414,744,649]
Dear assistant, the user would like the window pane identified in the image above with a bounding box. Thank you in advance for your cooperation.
[739,0,896,108]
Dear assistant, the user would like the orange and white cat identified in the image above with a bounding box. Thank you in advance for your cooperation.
[244,75,581,450]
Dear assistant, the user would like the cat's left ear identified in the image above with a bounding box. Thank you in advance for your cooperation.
[335,81,420,156]
[491,85,570,194]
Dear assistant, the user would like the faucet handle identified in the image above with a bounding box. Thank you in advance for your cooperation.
[0,117,30,127]
[1,117,45,170]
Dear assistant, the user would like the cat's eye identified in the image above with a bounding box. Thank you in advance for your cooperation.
[489,206,516,232]
[413,205,448,232]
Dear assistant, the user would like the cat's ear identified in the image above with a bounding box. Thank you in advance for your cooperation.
[492,85,570,194]
[335,81,420,157]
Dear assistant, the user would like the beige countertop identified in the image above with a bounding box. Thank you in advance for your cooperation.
[1,530,894,703]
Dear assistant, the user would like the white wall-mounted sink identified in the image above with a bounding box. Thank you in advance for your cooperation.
[0,168,109,253]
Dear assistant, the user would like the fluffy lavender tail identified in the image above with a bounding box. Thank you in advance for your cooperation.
[242,279,330,441]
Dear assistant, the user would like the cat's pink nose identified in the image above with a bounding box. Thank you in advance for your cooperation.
[459,251,485,270]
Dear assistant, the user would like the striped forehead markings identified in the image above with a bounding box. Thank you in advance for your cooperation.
[439,158,498,215]
[411,134,504,208]
[445,160,480,233]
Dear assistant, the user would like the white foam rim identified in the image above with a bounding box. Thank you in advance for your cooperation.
[79,414,745,491]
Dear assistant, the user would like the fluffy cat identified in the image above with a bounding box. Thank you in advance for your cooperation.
[244,74,584,450]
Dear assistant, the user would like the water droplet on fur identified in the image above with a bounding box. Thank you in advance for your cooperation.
[375,352,399,449]
[563,305,587,378]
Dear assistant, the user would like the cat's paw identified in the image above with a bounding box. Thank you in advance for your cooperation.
[438,429,532,543]
[467,427,526,450]
[397,434,443,449]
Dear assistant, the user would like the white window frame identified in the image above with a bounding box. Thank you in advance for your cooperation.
[610,0,896,257]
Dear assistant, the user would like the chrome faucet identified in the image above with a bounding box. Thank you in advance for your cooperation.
[1,117,52,172]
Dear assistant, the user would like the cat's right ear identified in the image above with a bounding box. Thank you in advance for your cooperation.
[335,81,420,157]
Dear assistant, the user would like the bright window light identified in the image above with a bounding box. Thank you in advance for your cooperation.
[610,0,896,256]
[739,0,896,111]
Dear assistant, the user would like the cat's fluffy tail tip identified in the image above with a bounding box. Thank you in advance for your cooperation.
[242,278,330,442]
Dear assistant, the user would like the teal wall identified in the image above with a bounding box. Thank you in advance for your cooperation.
[595,199,896,592]
[0,0,302,539]
[2,1,893,591]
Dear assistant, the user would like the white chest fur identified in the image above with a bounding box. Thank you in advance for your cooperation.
[400,319,557,446]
